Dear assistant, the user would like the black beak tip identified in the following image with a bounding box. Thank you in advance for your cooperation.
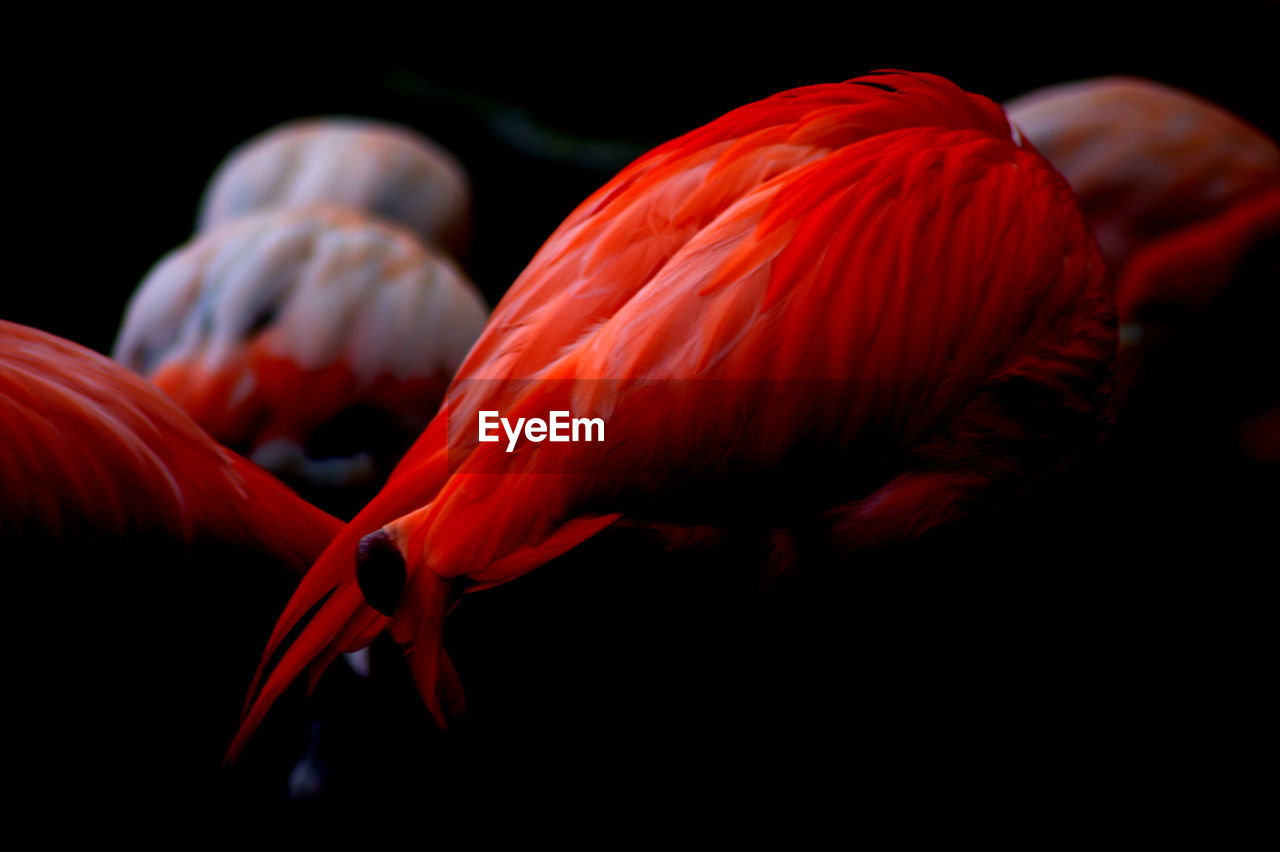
[356,529,406,617]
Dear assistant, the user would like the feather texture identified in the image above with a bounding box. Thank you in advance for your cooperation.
[113,206,488,498]
[229,71,1114,760]
[1006,77,1280,326]
[1,320,341,567]
[198,118,473,257]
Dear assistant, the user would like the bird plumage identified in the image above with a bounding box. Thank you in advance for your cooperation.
[3,319,347,804]
[229,71,1115,760]
[2,318,342,562]
[1005,76,1280,335]
[113,205,489,509]
[198,118,473,258]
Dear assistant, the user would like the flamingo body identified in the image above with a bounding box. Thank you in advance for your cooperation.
[3,320,345,803]
[2,319,341,561]
[1005,77,1280,335]
[231,71,1115,759]
[113,206,488,502]
[198,118,473,257]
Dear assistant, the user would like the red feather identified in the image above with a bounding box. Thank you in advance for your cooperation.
[229,71,1114,760]
[1005,76,1280,332]
[0,319,341,567]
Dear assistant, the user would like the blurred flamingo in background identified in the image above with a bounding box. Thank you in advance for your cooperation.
[113,205,489,514]
[1001,79,1279,791]
[225,70,1115,760]
[112,128,490,798]
[198,118,474,259]
[1008,77,1279,474]
[1005,77,1280,359]
[2,319,342,803]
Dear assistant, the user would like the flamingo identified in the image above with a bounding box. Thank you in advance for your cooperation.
[1004,77,1280,355]
[227,71,1116,761]
[198,118,473,258]
[1005,77,1280,509]
[113,205,489,513]
[1003,79,1279,784]
[2,318,341,556]
[2,319,343,802]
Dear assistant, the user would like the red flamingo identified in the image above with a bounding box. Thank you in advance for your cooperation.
[3,319,344,800]
[228,71,1116,759]
[1003,80,1279,780]
[1008,78,1280,476]
[2,318,341,557]
[1005,77,1280,355]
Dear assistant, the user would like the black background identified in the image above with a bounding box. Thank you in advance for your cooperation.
[10,4,1277,826]
[11,4,1279,350]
